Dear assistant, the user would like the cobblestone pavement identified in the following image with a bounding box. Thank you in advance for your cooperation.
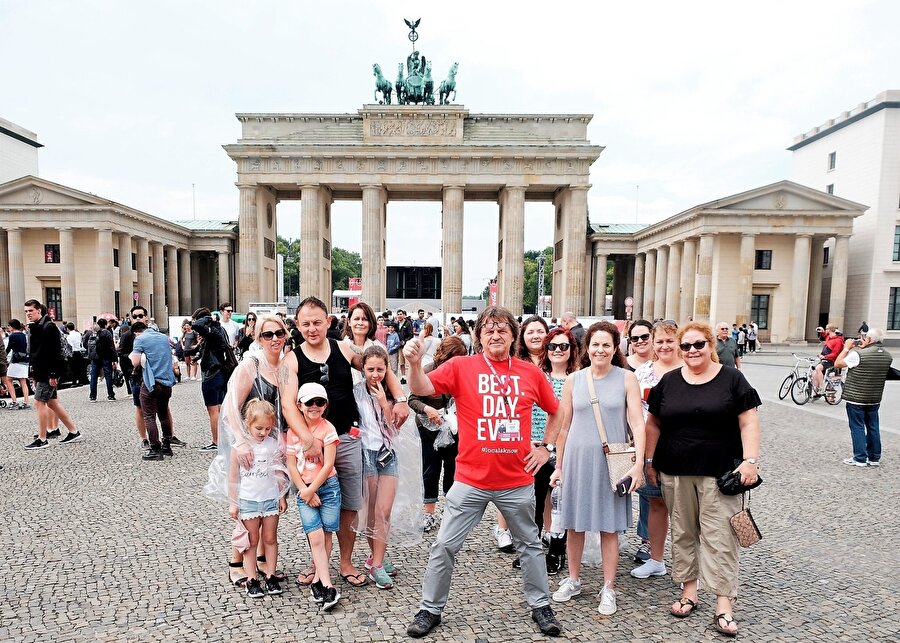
[0,358,897,642]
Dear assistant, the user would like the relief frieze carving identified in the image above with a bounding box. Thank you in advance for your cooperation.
[369,119,458,137]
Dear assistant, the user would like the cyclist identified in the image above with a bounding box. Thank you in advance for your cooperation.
[812,325,844,393]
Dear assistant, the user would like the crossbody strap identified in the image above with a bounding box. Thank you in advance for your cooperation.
[585,369,634,454]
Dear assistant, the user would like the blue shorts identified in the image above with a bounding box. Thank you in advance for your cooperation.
[362,447,399,477]
[201,371,227,407]
[239,497,280,520]
[296,475,341,534]
[132,381,142,407]
[636,479,663,499]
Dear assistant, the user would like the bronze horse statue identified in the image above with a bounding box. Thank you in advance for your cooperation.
[373,63,392,104]
[395,63,407,105]
[439,62,458,105]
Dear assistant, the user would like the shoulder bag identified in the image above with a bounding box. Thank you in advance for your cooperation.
[729,491,762,548]
[586,371,636,491]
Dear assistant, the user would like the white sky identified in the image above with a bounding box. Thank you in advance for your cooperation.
[3,0,898,296]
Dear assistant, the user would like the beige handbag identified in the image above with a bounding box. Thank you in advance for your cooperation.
[730,492,762,548]
[586,372,636,491]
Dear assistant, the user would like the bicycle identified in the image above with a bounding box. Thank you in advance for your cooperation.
[791,360,844,405]
[778,353,817,400]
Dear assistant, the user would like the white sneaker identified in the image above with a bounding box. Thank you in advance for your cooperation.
[868,460,881,467]
[842,457,867,467]
[492,525,513,551]
[597,582,617,615]
[552,577,582,602]
[630,558,667,579]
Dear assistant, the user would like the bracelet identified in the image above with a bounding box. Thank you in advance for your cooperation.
[644,458,653,464]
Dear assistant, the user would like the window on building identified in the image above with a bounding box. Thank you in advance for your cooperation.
[828,151,836,171]
[115,291,121,318]
[754,250,772,270]
[893,226,900,261]
[149,256,153,273]
[889,288,900,330]
[46,287,62,320]
[823,246,830,266]
[44,244,60,263]
[131,253,137,270]
[826,184,834,195]
[113,248,119,267]
[751,294,770,330]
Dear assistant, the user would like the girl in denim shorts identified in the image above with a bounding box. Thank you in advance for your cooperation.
[286,382,342,611]
[352,345,400,590]
[228,399,287,598]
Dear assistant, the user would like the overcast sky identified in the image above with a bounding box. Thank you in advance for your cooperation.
[3,0,898,295]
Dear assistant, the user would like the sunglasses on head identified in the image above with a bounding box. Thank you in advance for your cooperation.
[547,342,571,352]
[259,329,287,340]
[679,340,709,351]
[303,397,327,407]
[630,333,651,342]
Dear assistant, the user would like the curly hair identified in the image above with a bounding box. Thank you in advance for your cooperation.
[581,321,628,368]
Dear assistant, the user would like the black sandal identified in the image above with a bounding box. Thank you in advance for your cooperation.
[671,597,699,618]
[228,561,247,588]
[257,555,286,582]
[714,613,738,637]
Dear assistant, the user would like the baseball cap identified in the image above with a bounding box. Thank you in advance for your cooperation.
[298,382,328,403]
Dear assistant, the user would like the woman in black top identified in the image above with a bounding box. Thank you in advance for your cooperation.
[645,322,761,638]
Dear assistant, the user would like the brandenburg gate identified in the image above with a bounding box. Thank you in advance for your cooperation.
[225,105,603,315]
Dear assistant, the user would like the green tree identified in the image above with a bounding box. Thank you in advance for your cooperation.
[523,247,553,313]
[277,235,300,297]
[331,247,362,292]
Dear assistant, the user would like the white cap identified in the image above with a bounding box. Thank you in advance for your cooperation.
[298,382,328,404]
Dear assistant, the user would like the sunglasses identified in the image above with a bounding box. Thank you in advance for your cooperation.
[319,363,329,385]
[303,398,327,407]
[482,321,510,331]
[247,317,256,322]
[679,340,709,351]
[630,333,651,343]
[133,313,146,319]
[547,342,571,352]
[223,309,233,313]
[259,329,287,340]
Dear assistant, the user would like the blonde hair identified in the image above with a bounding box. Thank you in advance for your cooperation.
[255,315,288,342]
[677,321,719,364]
[243,399,276,427]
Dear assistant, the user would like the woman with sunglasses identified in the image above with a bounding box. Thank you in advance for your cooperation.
[237,314,258,358]
[630,320,682,579]
[625,319,654,372]
[644,322,761,637]
[206,314,301,591]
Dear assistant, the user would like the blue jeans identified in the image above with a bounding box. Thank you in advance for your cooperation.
[846,403,881,463]
[89,360,114,400]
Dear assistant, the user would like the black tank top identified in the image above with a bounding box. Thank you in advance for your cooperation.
[245,356,285,432]
[296,339,359,434]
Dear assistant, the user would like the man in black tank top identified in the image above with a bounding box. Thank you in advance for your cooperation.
[281,297,410,587]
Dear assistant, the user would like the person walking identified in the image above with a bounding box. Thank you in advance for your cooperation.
[130,321,177,461]
[835,327,893,467]
[4,319,31,410]
[88,317,117,402]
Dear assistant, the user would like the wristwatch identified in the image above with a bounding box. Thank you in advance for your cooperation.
[395,396,408,403]
[744,458,759,465]
[538,442,555,453]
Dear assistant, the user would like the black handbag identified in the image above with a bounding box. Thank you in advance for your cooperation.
[717,459,763,495]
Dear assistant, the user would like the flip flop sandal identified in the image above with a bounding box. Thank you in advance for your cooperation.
[714,613,738,637]
[341,571,369,587]
[256,556,286,582]
[671,597,699,618]
[296,569,316,587]
[228,561,247,588]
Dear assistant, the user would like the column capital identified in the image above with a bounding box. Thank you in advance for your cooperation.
[56,226,72,232]
[360,183,384,190]
[795,233,814,239]
[236,182,258,190]
[218,249,232,255]
[500,184,528,194]
[741,232,756,238]
[567,184,592,192]
[442,183,466,190]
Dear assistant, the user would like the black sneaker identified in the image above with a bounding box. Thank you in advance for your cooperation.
[47,429,62,439]
[168,436,187,447]
[531,606,562,637]
[512,557,521,570]
[633,541,651,563]
[59,432,83,445]
[546,553,566,575]
[310,580,326,604]
[407,610,441,638]
[141,439,150,449]
[245,578,265,598]
[24,438,50,450]
[265,576,283,595]
[321,585,340,611]
[160,441,174,457]
[142,446,164,461]
[199,443,218,452]
[108,396,116,401]
[88,398,97,403]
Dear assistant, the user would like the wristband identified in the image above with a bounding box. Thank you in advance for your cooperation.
[644,458,653,464]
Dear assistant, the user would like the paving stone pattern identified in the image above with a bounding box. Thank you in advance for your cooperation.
[0,357,897,641]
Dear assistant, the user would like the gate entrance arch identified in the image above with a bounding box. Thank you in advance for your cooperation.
[225,104,603,315]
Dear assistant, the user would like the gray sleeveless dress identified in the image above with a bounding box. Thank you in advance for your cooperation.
[559,367,632,533]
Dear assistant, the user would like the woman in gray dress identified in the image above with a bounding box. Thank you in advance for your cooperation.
[550,321,645,616]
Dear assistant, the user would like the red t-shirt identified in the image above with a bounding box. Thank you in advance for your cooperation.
[822,335,844,361]
[428,354,559,490]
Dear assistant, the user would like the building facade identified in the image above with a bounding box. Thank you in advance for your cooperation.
[0,118,40,184]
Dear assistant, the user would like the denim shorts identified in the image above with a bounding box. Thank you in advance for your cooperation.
[239,497,280,520]
[34,381,58,403]
[296,475,341,534]
[362,447,399,477]
[636,478,664,499]
[132,381,142,407]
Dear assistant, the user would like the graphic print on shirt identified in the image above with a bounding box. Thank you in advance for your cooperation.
[476,371,523,443]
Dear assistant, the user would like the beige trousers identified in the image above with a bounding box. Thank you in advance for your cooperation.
[660,473,741,598]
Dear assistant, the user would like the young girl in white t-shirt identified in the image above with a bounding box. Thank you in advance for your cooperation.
[228,399,287,599]
[353,345,400,589]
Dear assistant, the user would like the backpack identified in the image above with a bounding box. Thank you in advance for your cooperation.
[210,325,238,381]
[86,334,98,361]
[59,327,73,360]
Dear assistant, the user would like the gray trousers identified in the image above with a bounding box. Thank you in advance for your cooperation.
[420,481,550,614]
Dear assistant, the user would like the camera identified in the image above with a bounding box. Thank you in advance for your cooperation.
[377,446,394,466]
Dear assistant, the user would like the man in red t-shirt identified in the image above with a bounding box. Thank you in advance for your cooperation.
[813,324,844,391]
[403,306,563,639]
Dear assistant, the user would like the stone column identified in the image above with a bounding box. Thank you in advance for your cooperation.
[218,250,231,308]
[680,238,697,321]
[441,185,465,313]
[7,228,24,315]
[828,234,850,332]
[562,185,589,314]
[58,227,77,321]
[631,253,645,320]
[318,189,334,306]
[151,241,165,319]
[119,233,133,315]
[0,230,10,324]
[300,185,321,300]
[166,245,180,317]
[694,234,715,322]
[136,237,152,312]
[654,245,669,319]
[787,234,812,342]
[98,229,115,314]
[498,185,526,314]
[806,238,824,340]
[362,184,387,311]
[593,252,608,316]
[735,233,756,326]
[237,185,259,311]
[643,249,656,320]
[179,249,192,314]
[665,242,681,322]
